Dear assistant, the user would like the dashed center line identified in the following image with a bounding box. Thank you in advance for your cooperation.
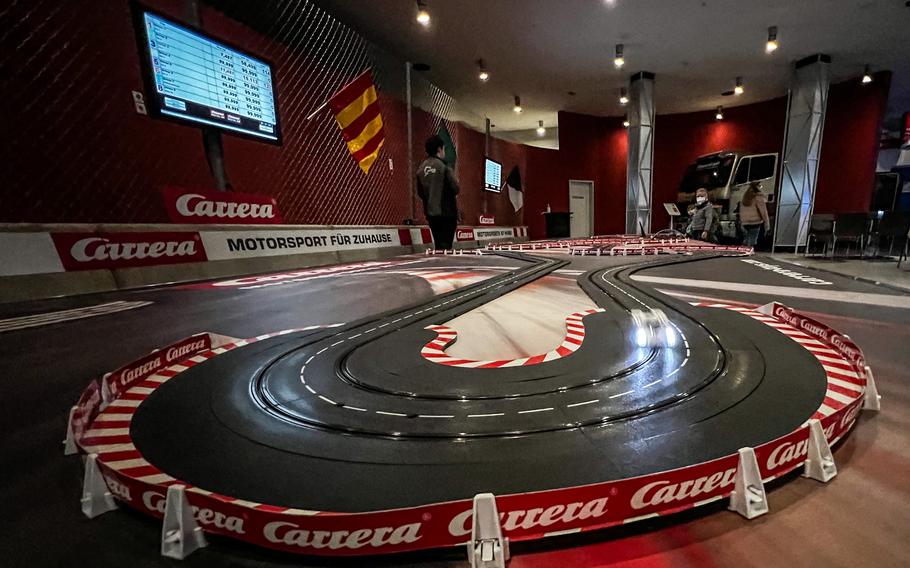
[468,412,505,418]
[376,410,408,417]
[518,407,554,414]
[566,399,599,408]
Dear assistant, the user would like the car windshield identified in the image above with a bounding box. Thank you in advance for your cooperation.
[679,155,735,193]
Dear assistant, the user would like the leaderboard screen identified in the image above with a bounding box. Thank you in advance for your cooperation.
[134,7,282,143]
[484,158,503,192]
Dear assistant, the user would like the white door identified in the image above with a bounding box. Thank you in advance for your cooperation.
[569,180,593,237]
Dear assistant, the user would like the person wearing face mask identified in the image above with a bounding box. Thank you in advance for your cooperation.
[686,188,717,242]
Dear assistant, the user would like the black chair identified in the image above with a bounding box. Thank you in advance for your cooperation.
[805,214,835,257]
[871,212,910,257]
[832,213,871,258]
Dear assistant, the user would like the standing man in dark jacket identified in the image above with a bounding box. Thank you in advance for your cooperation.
[417,135,460,250]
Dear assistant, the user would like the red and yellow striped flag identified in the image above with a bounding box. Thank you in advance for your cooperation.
[328,69,385,174]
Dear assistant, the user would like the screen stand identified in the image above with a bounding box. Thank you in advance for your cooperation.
[202,128,231,191]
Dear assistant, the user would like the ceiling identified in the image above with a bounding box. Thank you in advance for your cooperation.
[316,0,909,147]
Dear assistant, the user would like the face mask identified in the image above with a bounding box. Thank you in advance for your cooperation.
[696,196,707,205]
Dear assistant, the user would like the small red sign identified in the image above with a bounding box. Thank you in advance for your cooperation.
[162,186,283,225]
[51,232,207,271]
[478,214,495,225]
[455,227,475,241]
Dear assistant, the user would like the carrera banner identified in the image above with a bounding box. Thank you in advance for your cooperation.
[478,215,495,225]
[162,187,283,225]
[474,227,516,241]
[771,303,865,365]
[200,228,403,260]
[455,227,475,241]
[101,334,211,402]
[51,232,206,271]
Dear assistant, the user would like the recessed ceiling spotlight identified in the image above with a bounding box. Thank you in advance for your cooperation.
[477,59,489,82]
[619,87,629,105]
[537,120,546,136]
[513,95,522,113]
[862,65,873,84]
[623,116,630,128]
[614,44,625,68]
[416,1,430,26]
[766,26,779,53]
[734,76,744,95]
[715,106,724,120]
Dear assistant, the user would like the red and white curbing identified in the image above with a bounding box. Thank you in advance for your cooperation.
[691,302,869,421]
[66,303,877,558]
[420,309,603,367]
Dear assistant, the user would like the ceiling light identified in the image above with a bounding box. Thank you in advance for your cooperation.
[623,117,630,128]
[513,95,522,113]
[765,26,778,53]
[614,44,625,68]
[537,120,546,136]
[715,106,724,120]
[734,76,744,95]
[619,87,629,105]
[862,65,873,84]
[477,59,489,82]
[416,1,430,26]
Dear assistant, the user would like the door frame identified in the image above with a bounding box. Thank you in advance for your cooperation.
[568,179,595,237]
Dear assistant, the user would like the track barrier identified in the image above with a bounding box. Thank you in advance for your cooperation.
[64,301,876,558]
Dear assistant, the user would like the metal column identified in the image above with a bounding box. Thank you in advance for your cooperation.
[774,54,830,250]
[406,61,414,220]
[626,72,655,235]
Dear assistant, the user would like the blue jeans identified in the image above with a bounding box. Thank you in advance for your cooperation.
[742,224,762,246]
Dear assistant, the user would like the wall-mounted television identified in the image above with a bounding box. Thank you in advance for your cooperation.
[484,157,502,192]
[131,4,282,144]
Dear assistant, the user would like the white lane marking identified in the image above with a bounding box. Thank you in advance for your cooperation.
[566,399,599,408]
[376,410,408,417]
[634,275,910,309]
[365,328,377,333]
[343,405,367,412]
[0,301,153,333]
[468,412,505,418]
[305,385,316,394]
[317,347,328,355]
[609,390,634,399]
[418,414,455,419]
[642,380,661,388]
[348,333,362,339]
[305,356,314,364]
[317,395,337,405]
[517,407,554,414]
[330,341,344,347]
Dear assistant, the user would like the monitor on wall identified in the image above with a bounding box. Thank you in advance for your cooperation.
[484,157,502,192]
[131,4,282,144]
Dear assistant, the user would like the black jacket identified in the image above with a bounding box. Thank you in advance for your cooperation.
[416,156,459,218]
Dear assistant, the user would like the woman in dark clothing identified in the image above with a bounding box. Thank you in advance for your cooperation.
[686,188,717,242]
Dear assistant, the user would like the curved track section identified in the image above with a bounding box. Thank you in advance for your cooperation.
[67,249,872,557]
[129,252,824,506]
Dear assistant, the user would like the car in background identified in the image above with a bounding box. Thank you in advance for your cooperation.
[676,151,779,242]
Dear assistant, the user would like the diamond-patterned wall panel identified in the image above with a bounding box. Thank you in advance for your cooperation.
[0,0,457,225]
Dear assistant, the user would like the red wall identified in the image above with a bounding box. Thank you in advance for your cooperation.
[0,1,890,233]
[555,111,628,235]
[651,98,788,228]
[816,71,892,214]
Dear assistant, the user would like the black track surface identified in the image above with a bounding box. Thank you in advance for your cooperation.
[130,252,827,512]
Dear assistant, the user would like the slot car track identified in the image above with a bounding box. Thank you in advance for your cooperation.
[127,250,827,512]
